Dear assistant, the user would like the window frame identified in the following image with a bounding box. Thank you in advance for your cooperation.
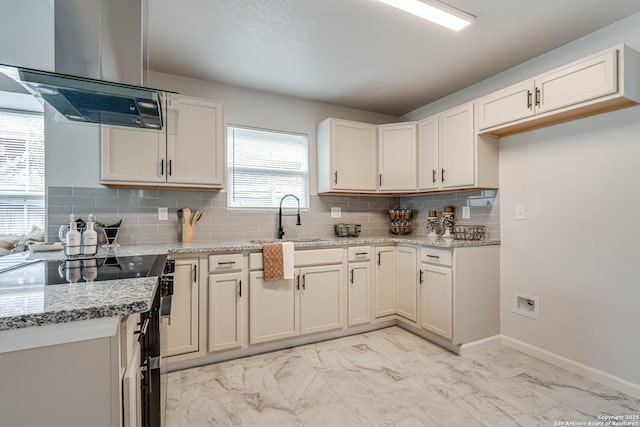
[226,124,310,212]
[0,109,45,235]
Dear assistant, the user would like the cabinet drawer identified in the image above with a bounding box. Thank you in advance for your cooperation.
[295,248,343,266]
[208,253,243,273]
[348,246,371,262]
[420,247,452,267]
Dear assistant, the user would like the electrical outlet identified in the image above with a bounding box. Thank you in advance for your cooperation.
[462,206,470,219]
[515,204,526,220]
[158,207,168,221]
[331,207,341,219]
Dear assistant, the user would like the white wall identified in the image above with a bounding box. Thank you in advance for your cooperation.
[148,71,396,194]
[0,0,54,70]
[402,11,640,389]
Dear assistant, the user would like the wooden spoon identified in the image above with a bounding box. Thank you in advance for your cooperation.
[182,208,192,225]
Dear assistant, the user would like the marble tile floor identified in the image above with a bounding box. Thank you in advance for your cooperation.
[165,327,640,426]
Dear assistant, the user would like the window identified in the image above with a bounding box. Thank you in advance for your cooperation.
[227,125,309,209]
[0,110,45,234]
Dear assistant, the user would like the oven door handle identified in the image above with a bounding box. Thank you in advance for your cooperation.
[136,318,150,343]
[160,295,172,326]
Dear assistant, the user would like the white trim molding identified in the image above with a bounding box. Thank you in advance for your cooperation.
[459,334,502,356]
[502,335,640,399]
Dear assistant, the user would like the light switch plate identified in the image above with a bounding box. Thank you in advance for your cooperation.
[515,204,526,220]
[331,207,341,219]
[462,206,470,219]
[158,207,168,221]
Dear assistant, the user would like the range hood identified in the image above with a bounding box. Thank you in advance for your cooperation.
[15,65,166,129]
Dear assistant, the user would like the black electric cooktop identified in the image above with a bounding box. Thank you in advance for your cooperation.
[0,255,167,288]
[38,254,167,285]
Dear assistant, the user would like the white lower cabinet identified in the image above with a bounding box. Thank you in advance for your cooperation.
[397,246,417,322]
[419,263,453,340]
[299,264,345,335]
[163,258,199,357]
[347,246,373,327]
[249,272,299,345]
[208,272,243,352]
[374,246,397,318]
[249,249,345,345]
[415,246,500,345]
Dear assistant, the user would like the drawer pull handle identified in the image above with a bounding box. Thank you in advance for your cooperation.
[419,269,423,284]
[355,252,368,256]
[239,280,242,297]
[527,90,532,109]
[217,261,236,265]
[302,274,306,289]
[350,269,354,283]
[426,255,440,259]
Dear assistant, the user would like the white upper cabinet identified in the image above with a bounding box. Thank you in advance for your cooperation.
[417,116,439,191]
[166,95,224,186]
[317,118,377,193]
[478,44,640,136]
[101,94,225,189]
[378,122,417,191]
[477,81,536,131]
[535,49,617,114]
[439,103,475,189]
[101,124,167,184]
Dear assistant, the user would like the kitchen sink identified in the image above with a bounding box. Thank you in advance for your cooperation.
[249,237,331,244]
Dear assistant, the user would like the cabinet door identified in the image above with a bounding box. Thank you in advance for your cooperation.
[417,116,440,190]
[249,271,299,344]
[536,49,617,115]
[100,125,166,183]
[332,119,377,191]
[439,103,474,189]
[397,246,417,322]
[163,258,198,357]
[208,272,242,352]
[420,264,453,340]
[166,95,224,186]
[347,262,371,326]
[374,247,396,318]
[378,123,416,191]
[477,81,535,130]
[299,264,345,335]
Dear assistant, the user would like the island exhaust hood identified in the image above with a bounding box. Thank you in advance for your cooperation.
[0,0,172,130]
[16,66,165,129]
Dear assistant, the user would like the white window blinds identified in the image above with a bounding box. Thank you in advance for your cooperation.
[0,111,45,234]
[227,125,309,209]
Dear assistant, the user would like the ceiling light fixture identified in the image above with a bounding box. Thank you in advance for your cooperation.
[377,0,475,32]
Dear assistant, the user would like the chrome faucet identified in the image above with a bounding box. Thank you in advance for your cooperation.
[278,194,301,239]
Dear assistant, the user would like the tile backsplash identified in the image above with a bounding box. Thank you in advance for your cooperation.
[399,190,500,239]
[47,187,399,244]
[47,187,499,243]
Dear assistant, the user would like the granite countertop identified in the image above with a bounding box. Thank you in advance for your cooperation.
[0,235,499,333]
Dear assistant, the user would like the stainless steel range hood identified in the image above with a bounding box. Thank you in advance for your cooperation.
[16,65,165,129]
[0,0,173,130]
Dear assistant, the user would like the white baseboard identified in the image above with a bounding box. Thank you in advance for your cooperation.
[502,335,640,399]
[459,334,502,356]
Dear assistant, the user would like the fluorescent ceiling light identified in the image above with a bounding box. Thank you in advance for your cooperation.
[377,0,474,32]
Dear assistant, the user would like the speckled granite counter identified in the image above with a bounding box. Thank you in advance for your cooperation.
[0,259,158,332]
[0,236,498,333]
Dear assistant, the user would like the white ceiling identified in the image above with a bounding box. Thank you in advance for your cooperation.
[147,0,640,116]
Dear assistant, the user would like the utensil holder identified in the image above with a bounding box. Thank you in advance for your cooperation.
[182,223,193,243]
[102,226,121,247]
